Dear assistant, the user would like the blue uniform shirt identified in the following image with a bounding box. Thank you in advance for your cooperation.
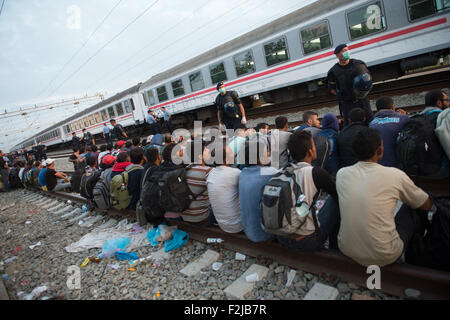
[146,114,155,124]
[163,110,170,121]
[102,126,110,134]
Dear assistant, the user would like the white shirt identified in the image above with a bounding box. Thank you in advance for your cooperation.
[206,166,243,233]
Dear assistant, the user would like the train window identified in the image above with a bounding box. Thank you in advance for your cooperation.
[171,79,185,97]
[142,92,149,106]
[300,21,332,55]
[209,62,227,84]
[100,110,108,121]
[65,125,70,134]
[157,85,169,102]
[123,100,131,113]
[82,117,89,127]
[116,103,124,116]
[407,0,450,20]
[234,50,256,76]
[347,1,386,40]
[146,90,156,105]
[189,71,205,92]
[78,120,83,129]
[264,37,290,67]
[93,113,100,123]
[130,99,135,111]
[107,106,116,119]
[88,115,95,125]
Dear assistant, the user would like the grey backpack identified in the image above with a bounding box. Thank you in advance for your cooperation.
[260,164,320,238]
[93,168,112,210]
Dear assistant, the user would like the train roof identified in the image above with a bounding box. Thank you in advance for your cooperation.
[27,83,142,142]
[140,0,354,89]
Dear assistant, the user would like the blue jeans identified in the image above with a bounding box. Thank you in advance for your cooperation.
[277,196,340,252]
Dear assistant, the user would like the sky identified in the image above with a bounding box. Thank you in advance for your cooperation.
[0,0,317,152]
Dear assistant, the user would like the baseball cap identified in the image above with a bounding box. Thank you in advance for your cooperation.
[334,44,347,55]
[45,158,55,165]
[216,81,224,91]
[117,141,127,147]
[102,155,116,166]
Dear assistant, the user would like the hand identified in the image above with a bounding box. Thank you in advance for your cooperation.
[241,117,247,125]
[396,108,407,115]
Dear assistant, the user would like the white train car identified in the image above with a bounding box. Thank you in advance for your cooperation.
[137,0,450,125]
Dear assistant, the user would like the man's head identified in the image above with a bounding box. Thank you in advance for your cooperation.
[145,147,161,165]
[110,119,116,125]
[132,137,140,147]
[101,155,116,169]
[334,44,350,62]
[349,108,366,124]
[106,144,113,151]
[275,116,288,130]
[163,143,177,163]
[46,158,55,169]
[376,97,395,111]
[256,123,269,134]
[352,127,383,162]
[125,141,132,149]
[302,111,320,128]
[72,132,76,136]
[287,131,317,163]
[82,128,86,133]
[103,123,107,126]
[161,107,166,112]
[217,81,226,95]
[99,145,107,152]
[116,151,130,163]
[86,156,97,168]
[425,90,449,109]
[148,109,153,114]
[130,147,145,165]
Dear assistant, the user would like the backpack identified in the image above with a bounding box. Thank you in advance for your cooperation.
[70,162,84,193]
[397,111,445,176]
[93,168,112,210]
[311,135,331,170]
[159,165,195,212]
[80,170,101,199]
[22,168,33,186]
[9,168,23,189]
[110,166,141,210]
[435,109,450,160]
[260,164,320,238]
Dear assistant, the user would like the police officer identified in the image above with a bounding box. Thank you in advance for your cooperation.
[146,109,160,134]
[327,44,374,126]
[72,132,81,151]
[161,107,173,134]
[215,81,247,130]
[82,128,95,147]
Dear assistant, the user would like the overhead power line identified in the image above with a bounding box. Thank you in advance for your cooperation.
[46,0,160,98]
[36,0,123,99]
[0,0,5,17]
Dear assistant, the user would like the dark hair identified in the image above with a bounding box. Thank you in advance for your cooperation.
[130,147,144,164]
[73,146,80,153]
[132,137,140,146]
[91,145,98,152]
[242,140,266,166]
[163,143,176,162]
[256,123,269,132]
[86,156,97,167]
[125,141,132,148]
[425,90,445,107]
[275,116,288,129]
[186,140,206,163]
[349,108,366,123]
[110,119,116,123]
[302,111,318,123]
[288,131,313,162]
[106,144,113,151]
[376,97,394,111]
[145,147,160,164]
[99,145,107,152]
[235,123,247,131]
[164,135,172,144]
[352,127,382,161]
[117,152,129,163]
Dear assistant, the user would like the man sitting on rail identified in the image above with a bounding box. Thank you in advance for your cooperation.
[369,97,409,168]
[123,148,146,211]
[44,159,71,192]
[336,127,432,267]
[206,139,243,233]
[276,131,340,252]
[239,140,277,242]
[294,111,322,137]
[337,108,367,169]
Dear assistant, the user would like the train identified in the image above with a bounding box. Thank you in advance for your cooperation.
[12,0,450,152]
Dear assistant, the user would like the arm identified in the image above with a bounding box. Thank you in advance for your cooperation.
[327,69,337,96]
[312,167,338,202]
[217,110,222,125]
[417,197,432,212]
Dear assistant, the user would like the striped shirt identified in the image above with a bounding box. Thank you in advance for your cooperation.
[181,165,213,223]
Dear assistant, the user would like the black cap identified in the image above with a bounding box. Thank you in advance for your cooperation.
[82,128,86,131]
[334,44,347,55]
[216,81,224,91]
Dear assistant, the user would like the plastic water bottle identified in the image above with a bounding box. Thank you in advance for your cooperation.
[207,238,224,244]
[82,205,87,213]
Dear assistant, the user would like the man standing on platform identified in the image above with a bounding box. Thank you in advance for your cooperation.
[102,123,112,145]
[161,107,173,134]
[215,81,247,130]
[327,44,374,126]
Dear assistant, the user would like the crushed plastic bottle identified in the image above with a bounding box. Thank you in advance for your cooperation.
[24,285,48,300]
[207,238,224,244]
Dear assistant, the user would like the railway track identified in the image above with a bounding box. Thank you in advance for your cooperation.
[17,188,450,300]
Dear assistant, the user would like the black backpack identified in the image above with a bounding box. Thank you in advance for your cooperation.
[80,170,101,199]
[9,168,23,189]
[70,162,84,193]
[311,135,331,170]
[397,111,445,176]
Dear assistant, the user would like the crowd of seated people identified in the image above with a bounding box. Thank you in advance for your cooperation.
[3,89,449,272]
